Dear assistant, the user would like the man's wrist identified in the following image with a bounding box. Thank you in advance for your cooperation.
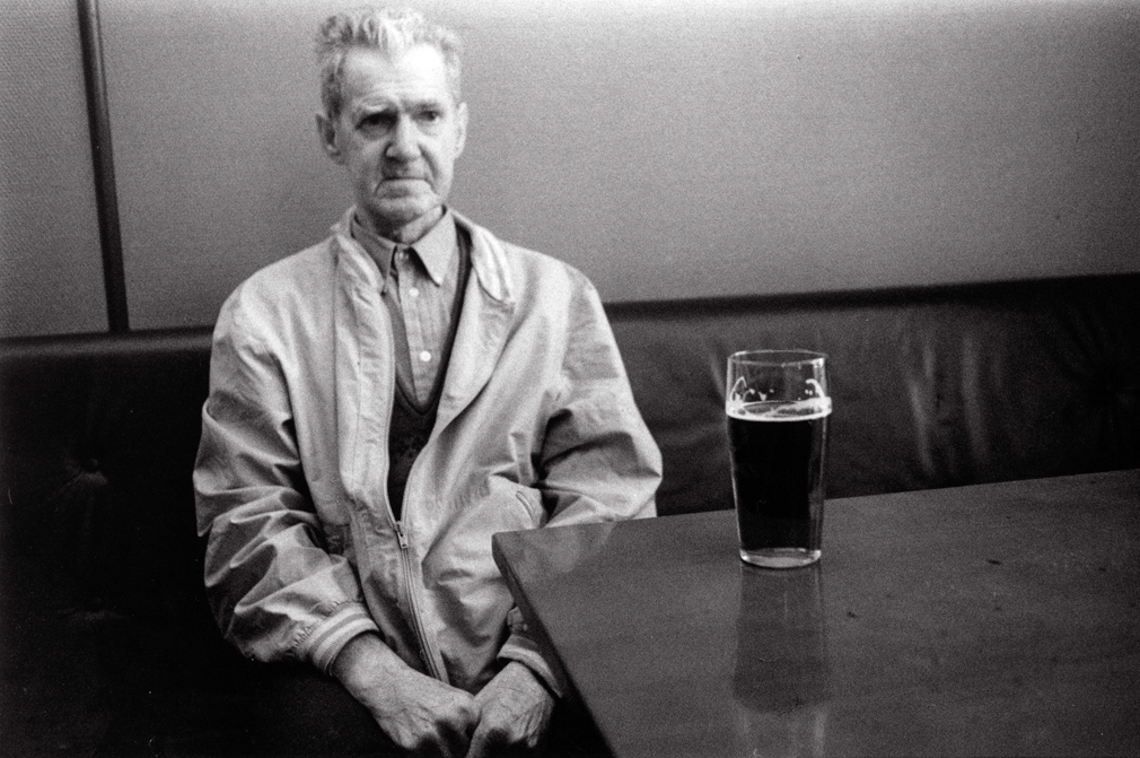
[499,625,566,699]
[511,660,560,701]
[330,631,394,687]
[306,603,383,675]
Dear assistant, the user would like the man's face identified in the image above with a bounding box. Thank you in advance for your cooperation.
[318,44,467,242]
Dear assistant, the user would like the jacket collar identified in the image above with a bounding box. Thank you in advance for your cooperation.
[349,209,458,289]
[450,209,515,307]
[331,207,515,306]
[329,206,517,439]
[435,209,516,432]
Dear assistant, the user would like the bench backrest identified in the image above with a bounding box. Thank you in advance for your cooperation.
[610,274,1139,514]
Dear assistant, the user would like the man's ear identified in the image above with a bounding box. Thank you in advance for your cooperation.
[316,112,345,164]
[454,101,468,159]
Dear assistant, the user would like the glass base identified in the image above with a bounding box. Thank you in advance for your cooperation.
[740,547,821,569]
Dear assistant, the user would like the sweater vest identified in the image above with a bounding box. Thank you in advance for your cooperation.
[386,229,471,519]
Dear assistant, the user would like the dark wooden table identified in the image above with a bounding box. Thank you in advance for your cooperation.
[493,470,1140,757]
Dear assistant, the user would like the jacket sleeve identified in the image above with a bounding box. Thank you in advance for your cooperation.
[193,296,379,673]
[538,272,662,526]
[498,271,663,692]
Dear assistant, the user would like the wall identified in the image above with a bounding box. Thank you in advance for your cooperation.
[1,0,106,336]
[2,0,1138,337]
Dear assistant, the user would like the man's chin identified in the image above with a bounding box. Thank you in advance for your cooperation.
[361,198,443,237]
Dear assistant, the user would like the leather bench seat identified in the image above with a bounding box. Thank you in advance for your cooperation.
[1,272,1137,754]
[610,274,1139,514]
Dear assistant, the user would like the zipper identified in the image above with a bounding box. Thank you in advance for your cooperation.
[368,300,445,683]
[392,518,445,681]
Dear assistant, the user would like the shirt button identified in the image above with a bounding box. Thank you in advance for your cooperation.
[408,287,420,298]
[419,350,432,363]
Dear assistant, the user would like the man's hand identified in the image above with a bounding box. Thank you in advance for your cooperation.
[332,633,478,757]
[466,661,556,758]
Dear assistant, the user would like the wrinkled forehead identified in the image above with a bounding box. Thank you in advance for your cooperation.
[338,45,457,111]
[343,43,459,105]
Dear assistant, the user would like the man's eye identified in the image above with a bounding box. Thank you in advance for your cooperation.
[359,113,394,129]
[418,110,442,123]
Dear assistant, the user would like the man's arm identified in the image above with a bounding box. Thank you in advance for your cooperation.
[473,271,663,754]
[536,273,662,527]
[193,298,478,753]
[193,299,377,670]
[497,273,662,680]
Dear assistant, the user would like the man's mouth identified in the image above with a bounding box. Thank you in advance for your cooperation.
[376,176,428,199]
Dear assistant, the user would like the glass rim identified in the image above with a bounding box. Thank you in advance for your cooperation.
[728,349,827,366]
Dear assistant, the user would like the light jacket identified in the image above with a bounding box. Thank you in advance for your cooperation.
[193,209,661,694]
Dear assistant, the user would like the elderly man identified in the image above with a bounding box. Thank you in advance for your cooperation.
[193,6,660,756]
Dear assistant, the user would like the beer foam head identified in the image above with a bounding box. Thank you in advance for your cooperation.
[727,397,832,421]
[727,376,831,420]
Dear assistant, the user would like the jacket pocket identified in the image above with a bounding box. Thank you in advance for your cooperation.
[482,476,546,531]
[509,483,546,528]
[433,476,547,544]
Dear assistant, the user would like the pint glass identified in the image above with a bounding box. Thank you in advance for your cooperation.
[725,350,831,568]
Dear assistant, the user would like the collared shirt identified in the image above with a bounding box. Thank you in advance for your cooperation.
[351,209,463,407]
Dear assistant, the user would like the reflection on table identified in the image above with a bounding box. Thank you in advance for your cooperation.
[493,470,1140,757]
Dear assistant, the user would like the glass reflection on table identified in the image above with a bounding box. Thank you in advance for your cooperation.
[733,564,830,758]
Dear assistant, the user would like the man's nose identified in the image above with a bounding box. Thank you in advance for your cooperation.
[386,116,420,161]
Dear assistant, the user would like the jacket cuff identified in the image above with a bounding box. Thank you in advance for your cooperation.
[300,601,381,675]
[498,607,565,699]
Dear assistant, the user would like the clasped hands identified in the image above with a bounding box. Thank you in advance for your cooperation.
[333,633,555,757]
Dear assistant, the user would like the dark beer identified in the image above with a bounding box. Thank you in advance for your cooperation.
[727,399,829,567]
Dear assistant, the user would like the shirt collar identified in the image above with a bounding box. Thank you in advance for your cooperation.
[350,208,457,287]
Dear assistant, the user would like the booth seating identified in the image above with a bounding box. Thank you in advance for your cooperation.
[1,272,1137,755]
